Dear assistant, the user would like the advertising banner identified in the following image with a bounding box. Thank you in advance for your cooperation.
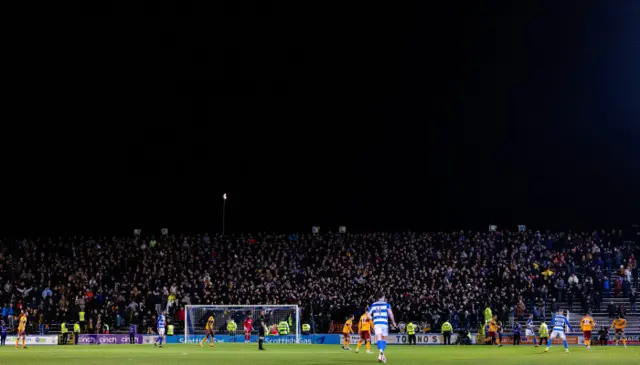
[5,335,58,346]
[606,333,640,346]
[387,333,477,345]
[168,334,342,345]
[163,332,640,346]
[77,334,144,345]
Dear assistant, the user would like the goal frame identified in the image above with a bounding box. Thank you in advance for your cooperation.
[184,304,301,344]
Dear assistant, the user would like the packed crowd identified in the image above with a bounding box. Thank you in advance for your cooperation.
[0,229,638,333]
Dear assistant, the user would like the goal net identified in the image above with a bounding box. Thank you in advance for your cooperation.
[185,305,301,344]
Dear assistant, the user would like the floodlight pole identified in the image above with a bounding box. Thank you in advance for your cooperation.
[222,193,227,236]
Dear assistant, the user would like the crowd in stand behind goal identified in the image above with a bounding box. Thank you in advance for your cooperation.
[0,229,638,343]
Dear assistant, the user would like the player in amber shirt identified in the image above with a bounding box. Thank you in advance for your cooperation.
[488,315,502,347]
[580,312,595,350]
[610,316,627,348]
[356,313,373,354]
[16,310,28,349]
[341,315,355,351]
[200,315,215,348]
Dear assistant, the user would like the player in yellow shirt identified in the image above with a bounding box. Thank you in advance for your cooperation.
[489,315,502,347]
[356,313,373,354]
[580,312,595,350]
[200,315,215,348]
[16,310,28,349]
[610,316,627,348]
[341,315,354,351]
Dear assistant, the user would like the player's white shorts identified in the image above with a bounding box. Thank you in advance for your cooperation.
[525,329,534,337]
[549,331,566,341]
[374,324,388,337]
[158,328,165,336]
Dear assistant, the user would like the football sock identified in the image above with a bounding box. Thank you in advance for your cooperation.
[622,338,626,346]
[563,340,568,350]
[377,340,382,353]
[366,340,371,351]
[258,339,263,349]
[15,339,19,347]
[547,338,552,347]
[533,337,537,345]
[356,340,362,350]
[22,338,25,347]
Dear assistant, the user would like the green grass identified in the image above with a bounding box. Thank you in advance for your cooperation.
[0,344,637,365]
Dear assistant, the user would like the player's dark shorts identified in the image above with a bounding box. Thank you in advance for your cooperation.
[17,330,25,337]
[244,327,252,333]
[488,331,496,339]
[615,329,623,335]
[258,330,265,338]
[583,331,592,340]
[359,331,370,341]
[206,329,215,337]
[343,333,351,342]
[540,336,548,343]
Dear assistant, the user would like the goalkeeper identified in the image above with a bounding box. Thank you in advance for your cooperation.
[227,319,238,342]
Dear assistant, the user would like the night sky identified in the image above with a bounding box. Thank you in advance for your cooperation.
[3,1,639,235]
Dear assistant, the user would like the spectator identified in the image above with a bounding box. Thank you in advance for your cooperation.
[568,273,579,287]
[607,302,616,318]
[42,287,52,301]
[554,277,565,302]
[624,266,632,283]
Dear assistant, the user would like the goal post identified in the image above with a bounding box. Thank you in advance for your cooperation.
[185,305,301,344]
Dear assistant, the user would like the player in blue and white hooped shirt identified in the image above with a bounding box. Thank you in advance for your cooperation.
[155,311,166,348]
[368,293,397,364]
[526,314,538,347]
[545,310,574,353]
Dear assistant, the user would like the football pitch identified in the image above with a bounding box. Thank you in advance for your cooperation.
[0,344,637,365]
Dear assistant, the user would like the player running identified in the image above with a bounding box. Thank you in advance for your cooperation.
[580,312,595,350]
[545,310,574,353]
[342,315,354,350]
[610,315,627,348]
[368,293,397,364]
[488,315,502,347]
[154,311,166,348]
[16,310,27,349]
[356,312,373,354]
[201,314,215,348]
[244,315,253,343]
[526,314,538,347]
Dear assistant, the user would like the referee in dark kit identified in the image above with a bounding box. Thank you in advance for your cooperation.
[258,309,267,351]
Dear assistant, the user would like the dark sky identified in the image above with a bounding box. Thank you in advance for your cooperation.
[3,1,639,235]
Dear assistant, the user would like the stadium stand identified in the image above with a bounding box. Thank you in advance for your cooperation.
[0,229,638,335]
